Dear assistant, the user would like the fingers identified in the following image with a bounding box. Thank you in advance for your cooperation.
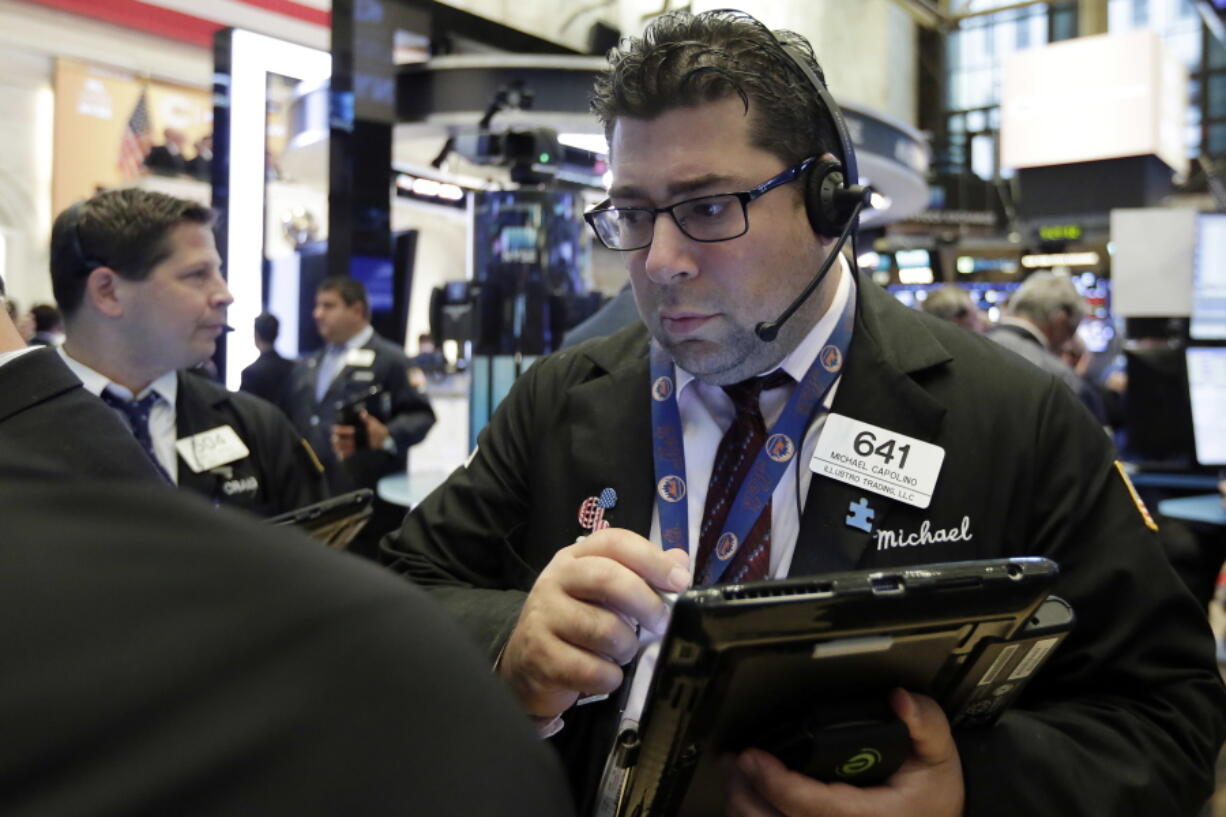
[500,530,691,719]
[726,753,790,817]
[569,532,691,593]
[888,689,957,767]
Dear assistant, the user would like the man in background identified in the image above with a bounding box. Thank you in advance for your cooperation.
[986,272,1105,423]
[24,303,65,347]
[285,276,435,497]
[49,188,324,515]
[240,312,293,406]
[920,284,985,333]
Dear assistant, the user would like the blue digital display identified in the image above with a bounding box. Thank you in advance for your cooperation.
[349,255,395,313]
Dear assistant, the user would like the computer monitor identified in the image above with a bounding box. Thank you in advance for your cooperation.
[1191,214,1226,340]
[1186,345,1226,466]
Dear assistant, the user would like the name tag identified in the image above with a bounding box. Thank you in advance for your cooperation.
[351,369,375,382]
[810,414,945,509]
[176,425,251,473]
[346,348,375,367]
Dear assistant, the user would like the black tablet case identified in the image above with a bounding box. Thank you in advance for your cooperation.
[610,557,1066,817]
[265,488,374,549]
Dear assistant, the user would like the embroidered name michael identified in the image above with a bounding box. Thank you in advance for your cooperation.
[875,516,973,550]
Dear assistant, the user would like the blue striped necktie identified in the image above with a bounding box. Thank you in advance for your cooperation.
[100,389,173,483]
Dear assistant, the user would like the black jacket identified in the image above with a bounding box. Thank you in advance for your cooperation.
[175,371,325,516]
[285,331,435,494]
[0,478,574,817]
[0,348,160,482]
[390,275,1226,816]
[239,348,294,407]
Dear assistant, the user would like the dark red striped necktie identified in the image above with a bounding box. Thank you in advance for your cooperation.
[695,369,793,585]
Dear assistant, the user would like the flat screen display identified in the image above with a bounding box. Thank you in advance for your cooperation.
[1191,214,1226,341]
[1187,346,1226,466]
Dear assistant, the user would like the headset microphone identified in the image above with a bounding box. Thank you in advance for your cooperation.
[754,191,868,343]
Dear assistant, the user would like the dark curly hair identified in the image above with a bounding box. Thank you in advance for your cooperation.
[590,9,840,169]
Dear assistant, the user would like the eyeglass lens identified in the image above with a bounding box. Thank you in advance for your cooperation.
[594,194,745,249]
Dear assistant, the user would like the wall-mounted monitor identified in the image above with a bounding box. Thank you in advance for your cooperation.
[1187,345,1226,466]
[1191,214,1226,341]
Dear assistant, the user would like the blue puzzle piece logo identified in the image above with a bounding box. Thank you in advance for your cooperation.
[845,497,875,533]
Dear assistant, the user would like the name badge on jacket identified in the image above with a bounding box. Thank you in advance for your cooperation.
[810,414,945,509]
[346,348,375,367]
[176,425,251,473]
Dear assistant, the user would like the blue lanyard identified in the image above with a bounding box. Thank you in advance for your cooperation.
[649,291,855,585]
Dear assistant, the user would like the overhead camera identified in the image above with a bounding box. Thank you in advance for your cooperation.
[453,127,561,185]
[433,80,563,186]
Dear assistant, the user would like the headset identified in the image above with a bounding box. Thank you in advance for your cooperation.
[772,39,867,239]
[737,12,871,341]
[64,201,105,276]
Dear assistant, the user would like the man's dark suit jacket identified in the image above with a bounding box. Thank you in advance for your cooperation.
[175,371,325,516]
[0,348,158,481]
[0,479,574,817]
[285,330,435,494]
[389,275,1226,816]
[239,348,294,407]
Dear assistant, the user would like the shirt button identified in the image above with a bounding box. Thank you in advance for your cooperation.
[310,415,319,426]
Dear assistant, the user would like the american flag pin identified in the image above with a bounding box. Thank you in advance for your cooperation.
[578,488,618,534]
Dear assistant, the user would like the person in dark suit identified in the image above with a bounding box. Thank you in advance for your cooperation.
[384,10,1226,817]
[25,303,65,347]
[144,127,189,176]
[284,276,435,496]
[239,312,293,406]
[0,476,574,817]
[1,288,573,816]
[49,188,325,516]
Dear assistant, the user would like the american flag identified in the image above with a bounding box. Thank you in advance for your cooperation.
[117,88,152,179]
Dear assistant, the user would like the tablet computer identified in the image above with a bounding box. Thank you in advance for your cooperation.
[607,557,1067,817]
[265,489,374,549]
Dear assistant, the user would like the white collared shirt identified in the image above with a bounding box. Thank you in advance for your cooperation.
[0,346,37,368]
[342,324,375,352]
[317,324,375,401]
[58,347,180,482]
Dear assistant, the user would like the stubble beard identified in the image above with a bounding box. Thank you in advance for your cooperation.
[659,320,787,386]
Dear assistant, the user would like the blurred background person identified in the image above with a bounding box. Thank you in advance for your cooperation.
[24,303,64,347]
[144,127,189,176]
[240,311,293,407]
[986,272,1106,425]
[920,284,985,333]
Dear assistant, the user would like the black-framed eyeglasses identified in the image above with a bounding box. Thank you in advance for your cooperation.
[584,157,816,251]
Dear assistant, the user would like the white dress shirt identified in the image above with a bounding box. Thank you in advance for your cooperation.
[57,348,180,482]
[316,324,374,402]
[0,346,36,368]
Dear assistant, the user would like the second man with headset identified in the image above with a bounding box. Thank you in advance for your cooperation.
[49,188,325,516]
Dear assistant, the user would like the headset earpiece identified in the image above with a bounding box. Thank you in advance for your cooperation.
[66,202,103,276]
[803,157,846,239]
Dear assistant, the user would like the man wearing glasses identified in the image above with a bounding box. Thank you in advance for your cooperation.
[389,10,1224,816]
